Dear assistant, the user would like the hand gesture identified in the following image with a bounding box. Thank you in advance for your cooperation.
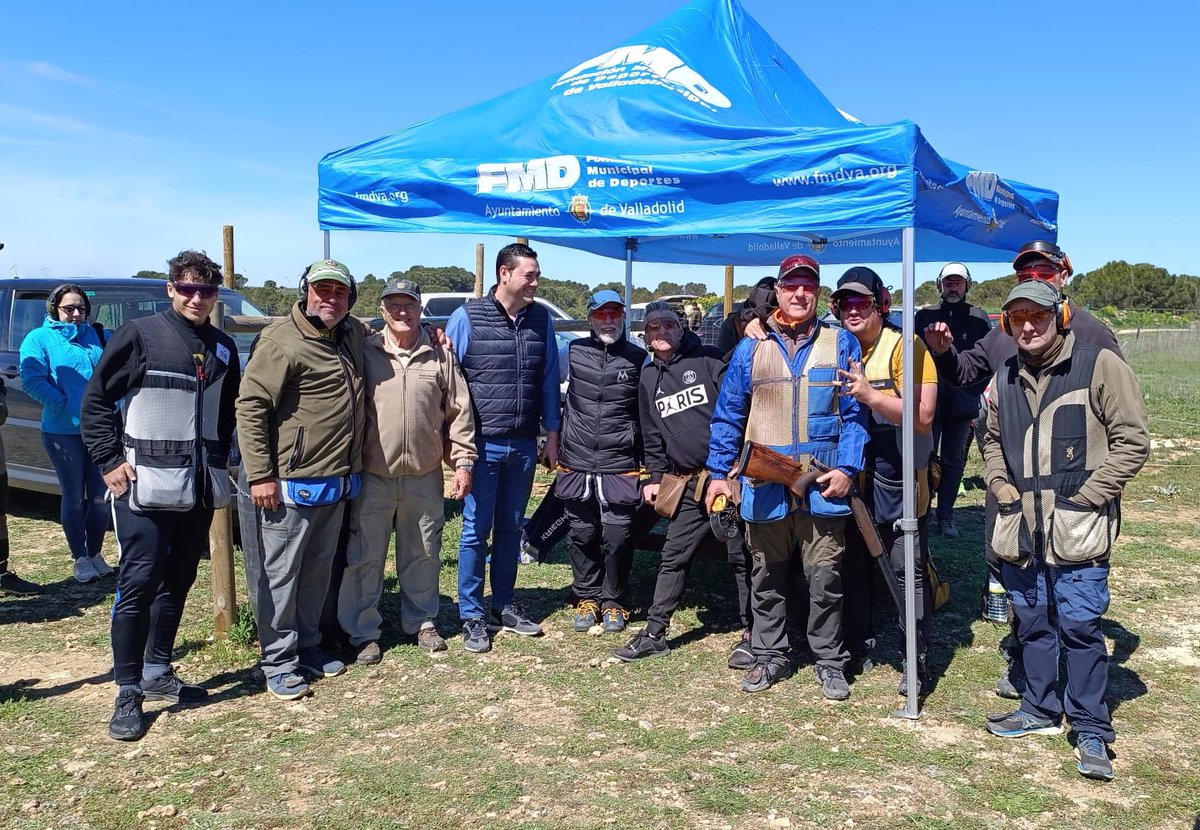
[836,359,871,403]
[923,321,953,355]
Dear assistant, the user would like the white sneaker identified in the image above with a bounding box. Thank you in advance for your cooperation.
[73,556,100,584]
[90,555,115,577]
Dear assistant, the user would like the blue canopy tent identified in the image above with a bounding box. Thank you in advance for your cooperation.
[317,0,1059,715]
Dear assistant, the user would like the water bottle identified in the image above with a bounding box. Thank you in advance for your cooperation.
[984,577,1008,624]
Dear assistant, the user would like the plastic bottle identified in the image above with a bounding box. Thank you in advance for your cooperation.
[984,577,1008,624]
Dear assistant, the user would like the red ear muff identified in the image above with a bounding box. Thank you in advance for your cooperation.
[830,299,842,321]
[879,286,892,316]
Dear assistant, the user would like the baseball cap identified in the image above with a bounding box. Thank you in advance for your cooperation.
[381,277,421,301]
[832,266,885,300]
[778,254,820,282]
[1012,241,1072,275]
[304,259,354,287]
[1002,279,1060,310]
[587,289,624,314]
[938,262,971,280]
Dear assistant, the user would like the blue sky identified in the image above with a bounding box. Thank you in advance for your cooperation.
[2,1,1195,293]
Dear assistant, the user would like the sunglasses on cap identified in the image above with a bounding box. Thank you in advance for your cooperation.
[172,282,220,299]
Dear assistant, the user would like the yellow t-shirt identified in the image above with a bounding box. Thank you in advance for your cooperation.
[861,327,938,392]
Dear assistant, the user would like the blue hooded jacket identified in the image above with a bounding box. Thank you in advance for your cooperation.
[19,317,106,434]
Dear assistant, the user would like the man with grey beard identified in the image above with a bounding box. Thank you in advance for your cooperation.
[558,290,648,634]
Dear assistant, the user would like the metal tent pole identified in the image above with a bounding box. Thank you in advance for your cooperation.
[896,225,921,720]
[624,238,637,335]
[323,230,331,260]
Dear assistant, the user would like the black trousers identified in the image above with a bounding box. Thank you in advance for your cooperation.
[645,491,752,637]
[565,495,638,609]
[110,498,212,687]
[932,415,973,521]
[842,514,932,666]
[0,474,9,574]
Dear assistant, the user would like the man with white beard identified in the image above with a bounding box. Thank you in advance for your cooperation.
[558,290,648,634]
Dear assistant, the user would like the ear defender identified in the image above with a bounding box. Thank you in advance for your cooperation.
[1000,297,1072,336]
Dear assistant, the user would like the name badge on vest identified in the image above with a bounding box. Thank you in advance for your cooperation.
[215,343,230,365]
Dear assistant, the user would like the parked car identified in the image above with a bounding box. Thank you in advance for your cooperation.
[0,277,267,494]
[420,292,574,321]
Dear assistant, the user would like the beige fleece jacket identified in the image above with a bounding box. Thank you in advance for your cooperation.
[360,326,476,477]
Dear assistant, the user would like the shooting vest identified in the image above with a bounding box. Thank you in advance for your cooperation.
[121,314,233,513]
[992,340,1117,566]
[861,326,933,521]
[741,323,848,521]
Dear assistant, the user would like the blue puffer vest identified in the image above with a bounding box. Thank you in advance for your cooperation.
[459,293,550,440]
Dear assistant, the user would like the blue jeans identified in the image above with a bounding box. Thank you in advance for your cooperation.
[1002,558,1113,741]
[42,432,109,559]
[457,437,537,620]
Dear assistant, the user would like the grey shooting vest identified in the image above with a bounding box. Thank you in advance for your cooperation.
[121,315,232,513]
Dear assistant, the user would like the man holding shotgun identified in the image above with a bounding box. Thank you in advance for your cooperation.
[706,255,868,698]
[829,267,939,696]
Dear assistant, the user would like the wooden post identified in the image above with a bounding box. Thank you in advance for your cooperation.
[475,243,485,299]
[210,225,238,638]
[724,265,735,316]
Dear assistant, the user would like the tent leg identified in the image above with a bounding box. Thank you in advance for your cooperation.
[624,238,637,336]
[894,225,921,721]
[323,230,330,260]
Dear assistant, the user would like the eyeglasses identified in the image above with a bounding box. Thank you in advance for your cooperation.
[382,301,421,315]
[172,283,220,299]
[837,296,876,315]
[777,278,819,294]
[1006,308,1054,327]
[590,307,624,321]
[57,304,87,315]
[1016,265,1060,282]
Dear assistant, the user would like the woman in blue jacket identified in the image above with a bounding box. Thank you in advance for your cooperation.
[19,283,113,583]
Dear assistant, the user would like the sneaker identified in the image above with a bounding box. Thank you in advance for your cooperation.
[487,603,543,637]
[297,647,347,678]
[355,640,383,665]
[89,555,116,577]
[727,630,756,671]
[741,661,788,693]
[897,663,927,698]
[814,665,851,701]
[573,599,601,632]
[614,630,670,662]
[140,668,208,704]
[266,671,312,701]
[416,628,447,653]
[938,517,960,538]
[1074,733,1114,781]
[462,618,492,653]
[0,570,42,596]
[108,688,147,741]
[985,709,1063,738]
[849,653,875,677]
[601,607,629,633]
[73,556,99,584]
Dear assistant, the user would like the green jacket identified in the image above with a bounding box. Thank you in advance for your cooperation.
[236,303,366,482]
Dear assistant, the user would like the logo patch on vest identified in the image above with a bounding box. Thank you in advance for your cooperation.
[656,383,708,418]
[617,368,630,383]
[1065,446,1075,461]
[215,343,230,365]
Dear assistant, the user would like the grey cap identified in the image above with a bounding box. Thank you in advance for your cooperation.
[381,277,421,301]
[1002,279,1060,310]
[587,289,624,314]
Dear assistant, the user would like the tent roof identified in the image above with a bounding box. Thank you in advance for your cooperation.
[317,0,1057,265]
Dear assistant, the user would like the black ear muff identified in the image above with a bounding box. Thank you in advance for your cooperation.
[830,299,842,321]
[47,283,90,318]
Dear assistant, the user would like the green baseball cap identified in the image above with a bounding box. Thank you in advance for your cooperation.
[304,259,354,287]
[1002,279,1060,310]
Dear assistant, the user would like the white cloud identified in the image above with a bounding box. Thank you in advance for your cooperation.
[24,61,98,88]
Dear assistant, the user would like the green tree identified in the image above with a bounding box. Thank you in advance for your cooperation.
[132,270,167,280]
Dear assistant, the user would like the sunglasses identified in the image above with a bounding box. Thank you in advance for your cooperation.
[173,282,220,299]
[590,307,624,321]
[1016,265,1060,282]
[777,278,819,294]
[382,301,421,314]
[57,304,87,315]
[1006,308,1054,327]
[837,295,876,314]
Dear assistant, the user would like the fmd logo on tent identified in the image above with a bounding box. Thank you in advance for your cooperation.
[477,156,581,195]
[552,45,731,111]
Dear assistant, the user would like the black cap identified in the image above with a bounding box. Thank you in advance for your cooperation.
[832,266,885,303]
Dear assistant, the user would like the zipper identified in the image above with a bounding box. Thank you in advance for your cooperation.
[192,354,206,503]
[288,426,307,473]
[338,340,358,469]
[1029,377,1045,557]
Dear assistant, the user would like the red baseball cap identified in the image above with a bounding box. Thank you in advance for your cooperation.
[778,255,820,281]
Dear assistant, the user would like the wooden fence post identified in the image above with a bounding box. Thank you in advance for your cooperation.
[210,225,238,638]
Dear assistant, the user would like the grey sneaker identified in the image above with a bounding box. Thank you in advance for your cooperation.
[73,556,99,584]
[266,671,311,701]
[1074,733,1114,781]
[814,665,851,701]
[355,641,383,665]
[298,647,346,678]
[727,630,756,670]
[140,668,208,704]
[462,619,491,653]
[985,709,1063,738]
[487,603,543,637]
[108,688,146,741]
[614,630,670,662]
[938,517,960,538]
[90,554,116,577]
[417,628,447,653]
[741,661,789,693]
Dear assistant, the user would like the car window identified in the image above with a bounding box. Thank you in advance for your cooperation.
[424,297,466,316]
[10,291,51,350]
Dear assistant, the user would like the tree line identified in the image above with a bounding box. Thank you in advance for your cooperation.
[132,259,1199,319]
